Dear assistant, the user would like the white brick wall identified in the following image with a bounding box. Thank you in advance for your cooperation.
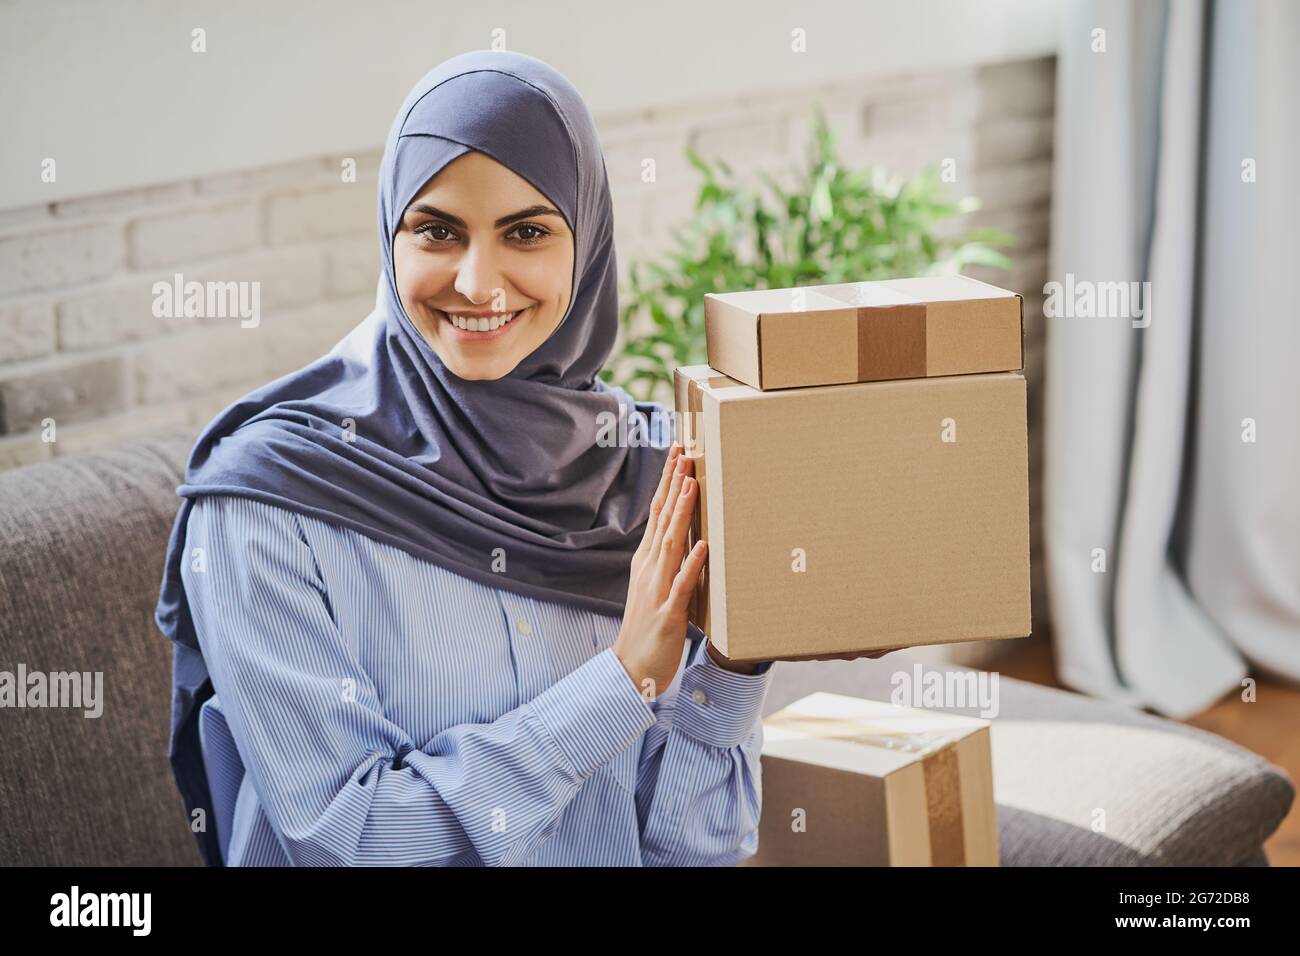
[128,201,262,268]
[0,151,379,468]
[266,187,375,246]
[0,301,55,364]
[0,223,123,297]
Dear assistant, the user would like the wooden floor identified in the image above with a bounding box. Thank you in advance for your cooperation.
[994,634,1300,867]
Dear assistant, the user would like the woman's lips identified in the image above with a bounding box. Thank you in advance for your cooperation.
[436,307,528,340]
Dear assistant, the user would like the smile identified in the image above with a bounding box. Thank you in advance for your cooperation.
[436,307,528,338]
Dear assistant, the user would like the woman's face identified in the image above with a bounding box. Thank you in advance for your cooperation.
[393,150,575,381]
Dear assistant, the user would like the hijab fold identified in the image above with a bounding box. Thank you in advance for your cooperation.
[154,51,671,865]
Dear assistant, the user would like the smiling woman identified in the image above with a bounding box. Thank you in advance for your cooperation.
[393,151,576,381]
[154,49,776,868]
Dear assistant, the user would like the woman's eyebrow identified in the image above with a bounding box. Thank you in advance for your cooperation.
[406,203,563,229]
[493,204,564,228]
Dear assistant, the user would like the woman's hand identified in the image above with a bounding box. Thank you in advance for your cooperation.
[613,442,707,702]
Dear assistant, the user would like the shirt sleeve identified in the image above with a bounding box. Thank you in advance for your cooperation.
[182,494,657,866]
[634,626,773,866]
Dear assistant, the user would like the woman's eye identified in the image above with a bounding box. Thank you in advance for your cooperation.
[412,221,549,246]
[510,223,550,244]
[416,223,457,244]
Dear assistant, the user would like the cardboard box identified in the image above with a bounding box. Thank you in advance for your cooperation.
[704,275,1023,390]
[743,692,998,866]
[674,364,1030,661]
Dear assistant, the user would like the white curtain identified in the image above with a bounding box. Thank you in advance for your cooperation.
[1045,0,1300,718]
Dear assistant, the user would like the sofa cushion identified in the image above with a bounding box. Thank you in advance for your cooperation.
[762,655,1295,865]
[0,429,201,866]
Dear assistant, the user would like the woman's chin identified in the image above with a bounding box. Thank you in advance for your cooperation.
[438,345,517,381]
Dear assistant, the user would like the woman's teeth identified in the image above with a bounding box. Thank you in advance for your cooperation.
[443,309,522,332]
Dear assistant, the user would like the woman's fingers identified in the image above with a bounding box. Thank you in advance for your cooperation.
[640,443,680,549]
[651,454,691,557]
[668,537,707,609]
[656,473,697,584]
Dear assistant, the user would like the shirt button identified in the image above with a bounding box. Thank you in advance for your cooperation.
[515,618,532,637]
[691,688,709,706]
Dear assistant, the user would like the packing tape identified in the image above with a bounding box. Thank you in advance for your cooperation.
[763,713,962,756]
[854,303,929,382]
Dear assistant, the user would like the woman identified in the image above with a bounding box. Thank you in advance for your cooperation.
[156,50,887,868]
[154,49,774,868]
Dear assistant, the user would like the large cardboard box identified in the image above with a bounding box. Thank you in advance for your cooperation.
[674,363,1030,661]
[744,692,999,867]
[704,275,1023,390]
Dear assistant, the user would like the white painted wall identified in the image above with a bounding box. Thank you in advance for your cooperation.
[0,0,1060,210]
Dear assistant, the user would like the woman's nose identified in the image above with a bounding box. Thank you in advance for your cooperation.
[452,244,502,305]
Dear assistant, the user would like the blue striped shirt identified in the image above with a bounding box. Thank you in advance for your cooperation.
[179,493,773,866]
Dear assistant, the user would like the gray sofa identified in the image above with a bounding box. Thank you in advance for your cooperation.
[0,430,1292,866]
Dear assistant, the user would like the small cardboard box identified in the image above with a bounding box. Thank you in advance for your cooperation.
[674,364,1030,661]
[704,275,1024,390]
[744,692,999,866]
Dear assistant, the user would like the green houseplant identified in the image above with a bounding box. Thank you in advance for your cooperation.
[600,108,1014,401]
